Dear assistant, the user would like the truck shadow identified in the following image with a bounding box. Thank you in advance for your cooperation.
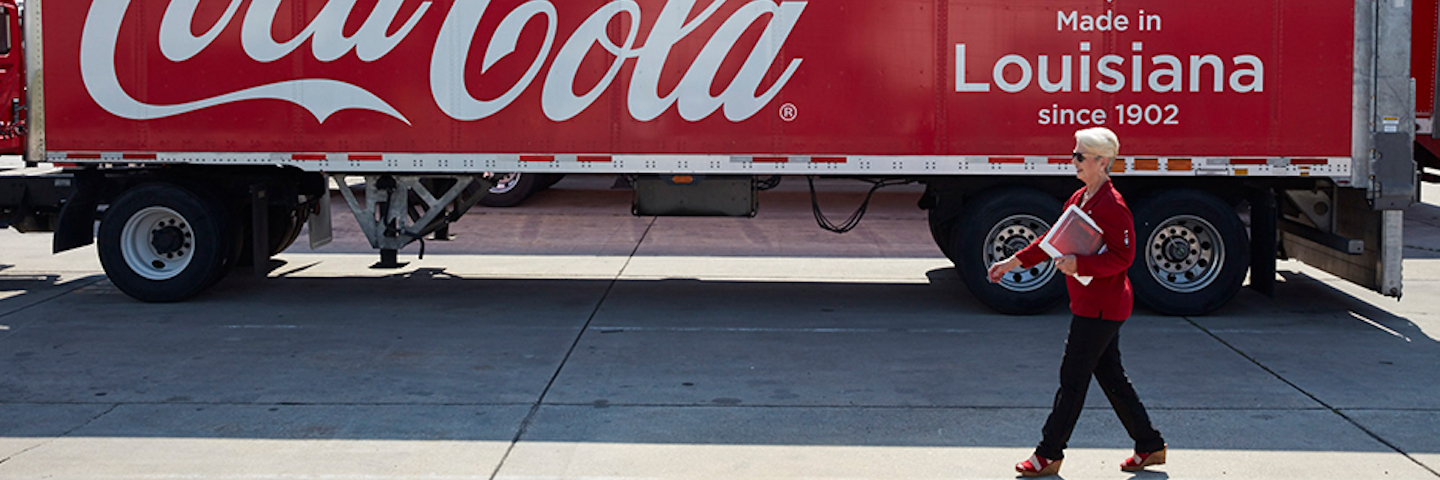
[0,270,105,321]
[0,266,1434,460]
[1404,199,1440,259]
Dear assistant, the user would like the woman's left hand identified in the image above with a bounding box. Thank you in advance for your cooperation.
[1054,255,1078,275]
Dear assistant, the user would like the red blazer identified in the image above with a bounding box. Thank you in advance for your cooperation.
[1015,181,1136,320]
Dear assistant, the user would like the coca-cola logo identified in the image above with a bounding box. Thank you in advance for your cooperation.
[80,0,808,125]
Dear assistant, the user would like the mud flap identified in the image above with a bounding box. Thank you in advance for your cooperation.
[308,190,332,249]
[1248,190,1278,298]
[52,170,99,253]
[1281,187,1404,297]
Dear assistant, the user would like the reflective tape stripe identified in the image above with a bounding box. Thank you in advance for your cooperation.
[35,152,1350,178]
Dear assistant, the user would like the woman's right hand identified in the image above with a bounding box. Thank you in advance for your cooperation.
[987,257,1022,283]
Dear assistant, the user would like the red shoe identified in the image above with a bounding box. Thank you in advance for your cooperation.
[1015,454,1062,477]
[1121,447,1167,472]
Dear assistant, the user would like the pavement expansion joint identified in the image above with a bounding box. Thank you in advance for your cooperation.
[1184,316,1440,478]
[0,403,119,467]
[1338,407,1440,412]
[1406,244,1440,253]
[488,216,658,480]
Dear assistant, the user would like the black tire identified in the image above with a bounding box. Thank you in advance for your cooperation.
[755,175,782,191]
[953,188,1067,315]
[929,208,956,262]
[270,206,309,255]
[98,184,235,302]
[480,172,542,207]
[1129,190,1249,316]
[927,194,962,262]
[537,173,566,190]
[237,205,310,266]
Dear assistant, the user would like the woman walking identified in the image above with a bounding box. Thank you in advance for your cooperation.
[987,127,1167,477]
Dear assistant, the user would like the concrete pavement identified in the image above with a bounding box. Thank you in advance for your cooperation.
[0,176,1437,479]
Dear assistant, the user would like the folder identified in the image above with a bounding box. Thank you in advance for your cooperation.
[1039,204,1106,286]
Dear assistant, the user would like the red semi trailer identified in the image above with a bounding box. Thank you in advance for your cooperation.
[1414,0,1440,182]
[0,0,1420,315]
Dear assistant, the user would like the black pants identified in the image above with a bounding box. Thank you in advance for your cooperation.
[1036,315,1165,460]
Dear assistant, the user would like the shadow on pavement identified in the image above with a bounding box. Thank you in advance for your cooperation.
[0,270,105,320]
[0,265,1434,459]
[1405,200,1440,259]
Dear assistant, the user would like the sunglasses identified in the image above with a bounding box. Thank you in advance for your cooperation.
[1072,152,1089,162]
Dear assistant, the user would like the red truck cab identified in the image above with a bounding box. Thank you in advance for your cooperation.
[0,0,22,155]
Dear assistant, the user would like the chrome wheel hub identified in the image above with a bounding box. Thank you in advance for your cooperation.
[489,173,521,194]
[983,214,1056,292]
[1146,215,1223,293]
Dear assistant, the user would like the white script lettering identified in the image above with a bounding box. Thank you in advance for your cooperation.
[84,0,808,125]
[83,0,414,124]
[241,0,430,63]
[430,0,808,123]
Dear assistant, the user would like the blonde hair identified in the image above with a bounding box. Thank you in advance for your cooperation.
[1075,127,1120,159]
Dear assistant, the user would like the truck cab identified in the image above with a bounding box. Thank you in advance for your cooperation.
[0,0,23,155]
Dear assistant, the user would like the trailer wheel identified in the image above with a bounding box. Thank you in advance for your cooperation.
[270,206,309,255]
[926,189,963,261]
[953,188,1066,314]
[98,184,234,302]
[236,205,310,267]
[928,207,958,261]
[480,172,542,207]
[538,173,566,190]
[1130,190,1249,316]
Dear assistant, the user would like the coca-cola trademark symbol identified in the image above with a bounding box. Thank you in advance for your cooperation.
[779,103,798,122]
